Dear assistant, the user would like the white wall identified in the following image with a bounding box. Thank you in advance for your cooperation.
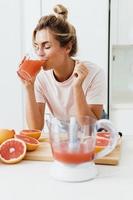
[21,0,42,54]
[0,0,23,130]
[20,0,42,128]
[0,0,42,130]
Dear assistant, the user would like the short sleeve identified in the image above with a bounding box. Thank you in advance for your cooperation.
[85,68,107,105]
[34,76,47,103]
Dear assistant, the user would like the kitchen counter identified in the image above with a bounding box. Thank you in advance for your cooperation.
[0,135,133,200]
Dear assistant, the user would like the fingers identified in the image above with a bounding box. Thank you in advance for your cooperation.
[75,60,80,65]
[74,61,89,76]
[19,56,26,67]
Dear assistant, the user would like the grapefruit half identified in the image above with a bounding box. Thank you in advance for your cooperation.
[95,136,110,153]
[0,138,26,164]
[20,129,41,139]
[0,129,15,144]
[97,131,111,139]
[15,134,40,151]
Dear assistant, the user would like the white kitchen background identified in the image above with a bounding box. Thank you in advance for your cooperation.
[110,0,133,134]
[0,0,132,134]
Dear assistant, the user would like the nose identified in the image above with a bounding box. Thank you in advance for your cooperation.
[37,47,45,57]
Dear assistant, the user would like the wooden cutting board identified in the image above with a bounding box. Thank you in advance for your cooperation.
[24,137,122,165]
[95,138,122,165]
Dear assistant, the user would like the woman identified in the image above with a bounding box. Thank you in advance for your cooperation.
[22,4,106,130]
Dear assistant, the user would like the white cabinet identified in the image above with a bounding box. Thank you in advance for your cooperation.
[111,0,133,45]
[110,0,133,135]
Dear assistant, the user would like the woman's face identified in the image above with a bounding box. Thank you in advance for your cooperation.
[34,29,70,70]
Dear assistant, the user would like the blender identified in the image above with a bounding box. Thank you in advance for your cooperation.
[47,115,118,182]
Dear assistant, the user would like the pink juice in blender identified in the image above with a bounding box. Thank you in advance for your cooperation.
[48,115,118,182]
[52,139,95,164]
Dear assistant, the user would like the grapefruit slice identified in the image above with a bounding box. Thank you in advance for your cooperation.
[95,136,110,153]
[15,134,40,151]
[97,131,111,139]
[0,138,26,164]
[20,129,41,139]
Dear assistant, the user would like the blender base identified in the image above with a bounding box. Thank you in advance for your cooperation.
[50,161,98,182]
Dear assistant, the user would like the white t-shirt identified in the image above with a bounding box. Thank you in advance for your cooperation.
[34,61,107,119]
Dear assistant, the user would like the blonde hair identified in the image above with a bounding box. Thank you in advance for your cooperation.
[33,4,77,56]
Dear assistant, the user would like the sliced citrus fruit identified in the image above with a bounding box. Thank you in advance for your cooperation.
[97,131,111,139]
[0,129,15,144]
[95,136,110,153]
[0,138,26,164]
[15,134,40,151]
[20,129,41,139]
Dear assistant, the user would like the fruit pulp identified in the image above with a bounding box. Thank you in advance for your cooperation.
[95,136,110,153]
[51,141,95,164]
[20,129,41,139]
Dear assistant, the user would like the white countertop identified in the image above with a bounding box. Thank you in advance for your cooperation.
[0,135,133,200]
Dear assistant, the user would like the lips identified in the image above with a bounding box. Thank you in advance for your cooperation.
[39,56,48,61]
[42,61,50,70]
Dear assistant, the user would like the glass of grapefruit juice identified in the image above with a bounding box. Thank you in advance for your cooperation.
[17,52,46,81]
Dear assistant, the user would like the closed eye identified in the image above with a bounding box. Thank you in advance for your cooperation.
[44,46,51,49]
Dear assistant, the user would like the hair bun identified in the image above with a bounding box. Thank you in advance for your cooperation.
[53,4,68,20]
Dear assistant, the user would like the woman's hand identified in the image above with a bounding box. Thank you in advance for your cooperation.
[18,62,41,89]
[18,55,42,88]
[73,61,89,87]
[18,68,38,88]
[20,76,36,88]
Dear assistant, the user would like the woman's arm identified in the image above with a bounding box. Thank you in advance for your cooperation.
[25,84,45,130]
[73,61,103,119]
[73,85,103,119]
